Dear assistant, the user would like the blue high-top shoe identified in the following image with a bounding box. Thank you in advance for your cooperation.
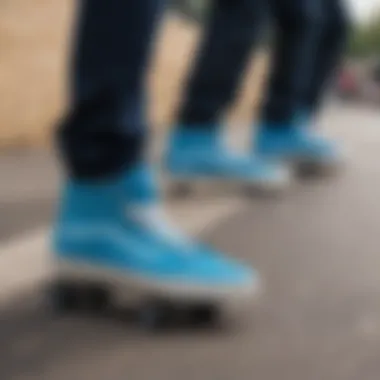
[165,128,290,192]
[53,164,259,308]
[254,122,344,174]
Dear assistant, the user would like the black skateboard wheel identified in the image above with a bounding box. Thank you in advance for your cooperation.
[187,304,220,326]
[138,300,221,330]
[49,281,83,313]
[244,184,278,198]
[138,300,176,330]
[49,280,111,314]
[83,285,111,313]
[171,182,191,198]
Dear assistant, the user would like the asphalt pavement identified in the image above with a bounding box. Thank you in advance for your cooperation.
[1,104,380,380]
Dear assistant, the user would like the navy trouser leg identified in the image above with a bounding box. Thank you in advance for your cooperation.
[304,0,350,113]
[58,0,164,180]
[177,0,268,128]
[261,0,323,127]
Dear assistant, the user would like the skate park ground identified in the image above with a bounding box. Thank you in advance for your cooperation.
[1,103,380,380]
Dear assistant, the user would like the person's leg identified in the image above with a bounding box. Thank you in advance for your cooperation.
[303,0,349,117]
[283,0,350,172]
[254,0,344,171]
[165,0,289,192]
[177,0,268,127]
[58,0,162,179]
[54,0,258,311]
[259,0,323,127]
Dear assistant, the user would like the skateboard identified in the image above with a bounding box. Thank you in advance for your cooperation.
[167,177,288,199]
[48,277,247,330]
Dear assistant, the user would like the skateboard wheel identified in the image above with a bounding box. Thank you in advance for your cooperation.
[244,185,260,197]
[84,285,111,313]
[189,304,220,326]
[296,159,342,178]
[296,161,318,177]
[138,300,175,330]
[49,281,83,313]
[171,182,191,197]
[244,184,273,198]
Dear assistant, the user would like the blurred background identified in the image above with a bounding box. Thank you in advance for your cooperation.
[1,1,380,380]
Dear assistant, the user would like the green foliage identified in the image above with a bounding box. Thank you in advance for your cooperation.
[349,14,380,57]
[168,0,209,22]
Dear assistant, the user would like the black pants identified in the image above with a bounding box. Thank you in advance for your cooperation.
[177,0,268,126]
[58,0,164,179]
[261,0,349,125]
[180,0,349,127]
[304,0,349,112]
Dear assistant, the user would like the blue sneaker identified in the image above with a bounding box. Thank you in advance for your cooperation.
[254,123,344,173]
[53,165,260,307]
[165,128,290,192]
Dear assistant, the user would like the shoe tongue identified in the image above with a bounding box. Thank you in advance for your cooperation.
[127,204,194,249]
[122,164,160,204]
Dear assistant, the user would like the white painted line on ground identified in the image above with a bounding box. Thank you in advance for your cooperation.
[0,197,243,303]
[0,228,50,302]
